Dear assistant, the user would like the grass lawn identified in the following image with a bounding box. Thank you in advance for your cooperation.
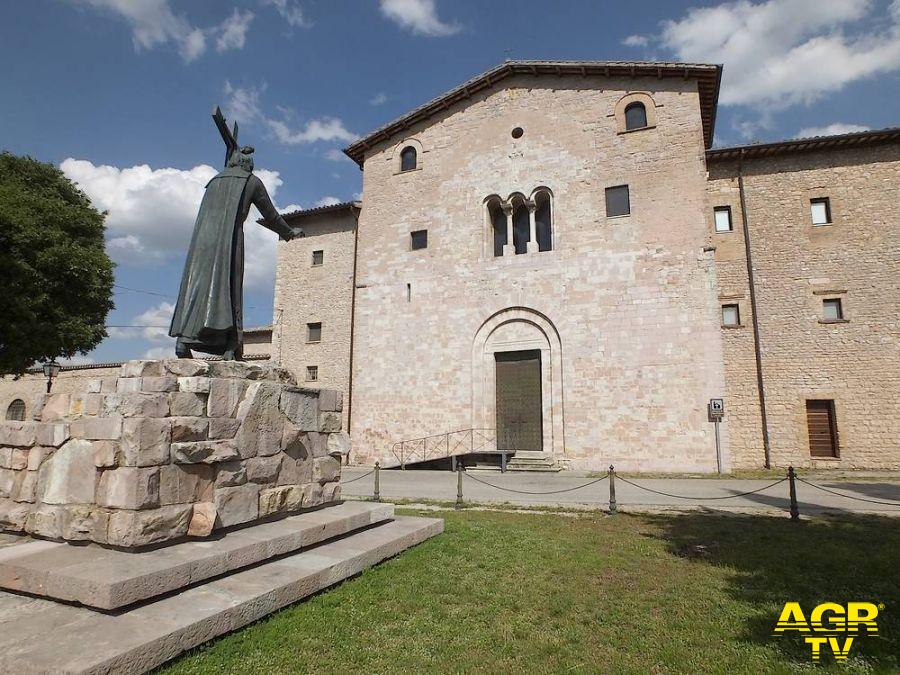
[164,508,899,674]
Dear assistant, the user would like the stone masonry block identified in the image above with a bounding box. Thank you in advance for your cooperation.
[70,417,122,441]
[106,504,192,547]
[258,485,303,517]
[110,392,169,418]
[158,465,213,505]
[209,418,241,439]
[14,471,37,503]
[214,461,247,488]
[37,439,97,505]
[326,431,351,459]
[120,360,165,378]
[0,422,37,447]
[302,482,323,507]
[163,359,209,377]
[115,378,143,393]
[121,418,170,467]
[318,389,343,413]
[96,467,160,510]
[171,440,239,465]
[69,394,102,417]
[207,379,247,418]
[318,412,341,433]
[279,388,319,431]
[92,441,118,468]
[168,392,208,417]
[27,446,52,471]
[36,422,69,448]
[234,381,283,459]
[214,484,260,527]
[0,447,28,471]
[0,469,17,497]
[85,379,102,393]
[322,481,341,503]
[0,498,29,530]
[187,502,216,537]
[61,505,109,544]
[40,394,70,422]
[245,455,281,484]
[178,377,210,393]
[170,417,209,443]
[140,376,178,392]
[313,456,341,485]
[275,456,313,486]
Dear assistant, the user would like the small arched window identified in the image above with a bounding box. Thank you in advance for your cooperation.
[5,399,25,421]
[624,102,648,131]
[534,190,553,252]
[488,199,506,257]
[512,197,530,255]
[400,146,417,172]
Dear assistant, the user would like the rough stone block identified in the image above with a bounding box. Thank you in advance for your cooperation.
[208,361,256,379]
[158,464,213,505]
[168,392,207,417]
[214,461,247,488]
[85,378,102,393]
[326,431,351,459]
[99,377,118,393]
[25,503,65,538]
[40,394,70,422]
[208,418,240,439]
[91,441,118,468]
[62,505,109,543]
[0,469,17,497]
[318,412,342,433]
[177,376,210,393]
[234,381,283,458]
[28,394,46,421]
[171,440,239,464]
[258,485,303,517]
[121,418,170,467]
[188,502,216,536]
[322,481,341,503]
[115,378,143,393]
[313,456,341,485]
[13,471,37,503]
[69,393,102,417]
[36,422,69,448]
[275,456,313,486]
[207,379,247,417]
[120,360,165,378]
[319,389,343,412]
[0,447,28,471]
[0,422,37,447]
[97,467,160,510]
[140,376,178,393]
[71,417,122,441]
[170,417,208,443]
[163,359,209,377]
[38,439,97,505]
[0,498,29,529]
[246,455,281,484]
[27,445,52,471]
[214,484,260,527]
[282,424,316,459]
[302,481,323,506]
[112,392,169,418]
[107,504,192,547]
[279,388,318,431]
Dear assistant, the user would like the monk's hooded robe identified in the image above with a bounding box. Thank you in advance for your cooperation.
[169,162,293,355]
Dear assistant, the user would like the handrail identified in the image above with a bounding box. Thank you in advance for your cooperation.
[389,428,497,468]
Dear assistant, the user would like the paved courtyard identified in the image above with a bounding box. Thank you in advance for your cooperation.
[341,467,900,515]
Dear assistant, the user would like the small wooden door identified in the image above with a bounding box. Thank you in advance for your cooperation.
[495,350,543,453]
[806,400,839,458]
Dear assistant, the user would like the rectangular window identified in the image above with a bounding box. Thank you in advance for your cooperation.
[810,197,831,225]
[410,229,428,250]
[306,322,322,343]
[605,185,630,217]
[806,399,839,458]
[823,298,843,321]
[311,250,324,266]
[306,365,318,382]
[714,206,733,232]
[722,304,740,326]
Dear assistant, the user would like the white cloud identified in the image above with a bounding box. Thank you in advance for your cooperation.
[370,92,388,106]
[796,122,871,138]
[262,0,308,28]
[143,346,173,359]
[59,355,95,366]
[314,196,342,207]
[60,158,291,290]
[224,82,357,145]
[73,0,253,61]
[622,34,649,47]
[325,148,350,162]
[215,8,254,53]
[653,0,900,109]
[378,0,460,37]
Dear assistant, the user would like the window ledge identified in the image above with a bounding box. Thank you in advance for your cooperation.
[395,166,423,176]
[714,229,734,234]
[617,125,656,135]
[818,319,849,324]
[810,456,841,461]
[812,222,833,227]
[721,324,744,329]
[606,213,631,220]
[306,340,322,344]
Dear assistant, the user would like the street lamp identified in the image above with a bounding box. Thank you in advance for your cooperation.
[42,360,61,393]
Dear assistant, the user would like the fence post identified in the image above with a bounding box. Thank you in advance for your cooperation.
[455,466,464,510]
[788,466,799,521]
[373,462,380,502]
[608,465,617,515]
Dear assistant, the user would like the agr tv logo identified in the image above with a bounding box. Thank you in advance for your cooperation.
[773,601,883,661]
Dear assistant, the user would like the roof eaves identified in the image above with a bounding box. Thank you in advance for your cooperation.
[706,126,900,161]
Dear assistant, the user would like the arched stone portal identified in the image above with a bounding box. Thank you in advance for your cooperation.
[472,308,565,458]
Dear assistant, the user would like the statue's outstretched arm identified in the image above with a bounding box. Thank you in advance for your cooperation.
[251,177,298,241]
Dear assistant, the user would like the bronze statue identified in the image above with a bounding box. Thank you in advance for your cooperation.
[169,107,301,360]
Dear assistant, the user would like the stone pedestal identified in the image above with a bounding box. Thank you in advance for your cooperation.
[0,359,350,547]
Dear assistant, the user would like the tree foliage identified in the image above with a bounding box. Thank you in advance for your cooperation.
[0,152,114,374]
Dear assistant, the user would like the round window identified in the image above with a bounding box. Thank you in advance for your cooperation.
[511,127,524,139]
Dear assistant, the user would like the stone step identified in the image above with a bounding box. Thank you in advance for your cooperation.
[0,515,442,675]
[0,500,393,610]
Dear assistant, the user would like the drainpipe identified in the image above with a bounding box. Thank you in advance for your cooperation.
[737,149,772,468]
[347,204,360,437]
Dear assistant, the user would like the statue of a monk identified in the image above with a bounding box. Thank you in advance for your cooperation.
[169,141,301,361]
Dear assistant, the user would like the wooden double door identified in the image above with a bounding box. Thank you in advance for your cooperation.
[495,350,543,453]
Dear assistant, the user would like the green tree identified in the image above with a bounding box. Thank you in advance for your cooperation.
[0,152,114,374]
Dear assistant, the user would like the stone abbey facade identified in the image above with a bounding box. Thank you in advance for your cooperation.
[4,61,898,472]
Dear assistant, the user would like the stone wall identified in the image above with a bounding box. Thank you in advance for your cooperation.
[275,208,358,432]
[0,359,348,547]
[708,143,900,469]
[348,73,727,472]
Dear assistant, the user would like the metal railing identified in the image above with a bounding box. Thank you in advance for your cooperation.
[390,428,498,469]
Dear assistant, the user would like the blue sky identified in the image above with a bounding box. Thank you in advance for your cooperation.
[3,0,899,363]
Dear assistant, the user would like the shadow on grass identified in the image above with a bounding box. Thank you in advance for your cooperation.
[643,511,899,669]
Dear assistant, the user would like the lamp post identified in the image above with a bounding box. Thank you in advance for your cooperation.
[42,360,61,393]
